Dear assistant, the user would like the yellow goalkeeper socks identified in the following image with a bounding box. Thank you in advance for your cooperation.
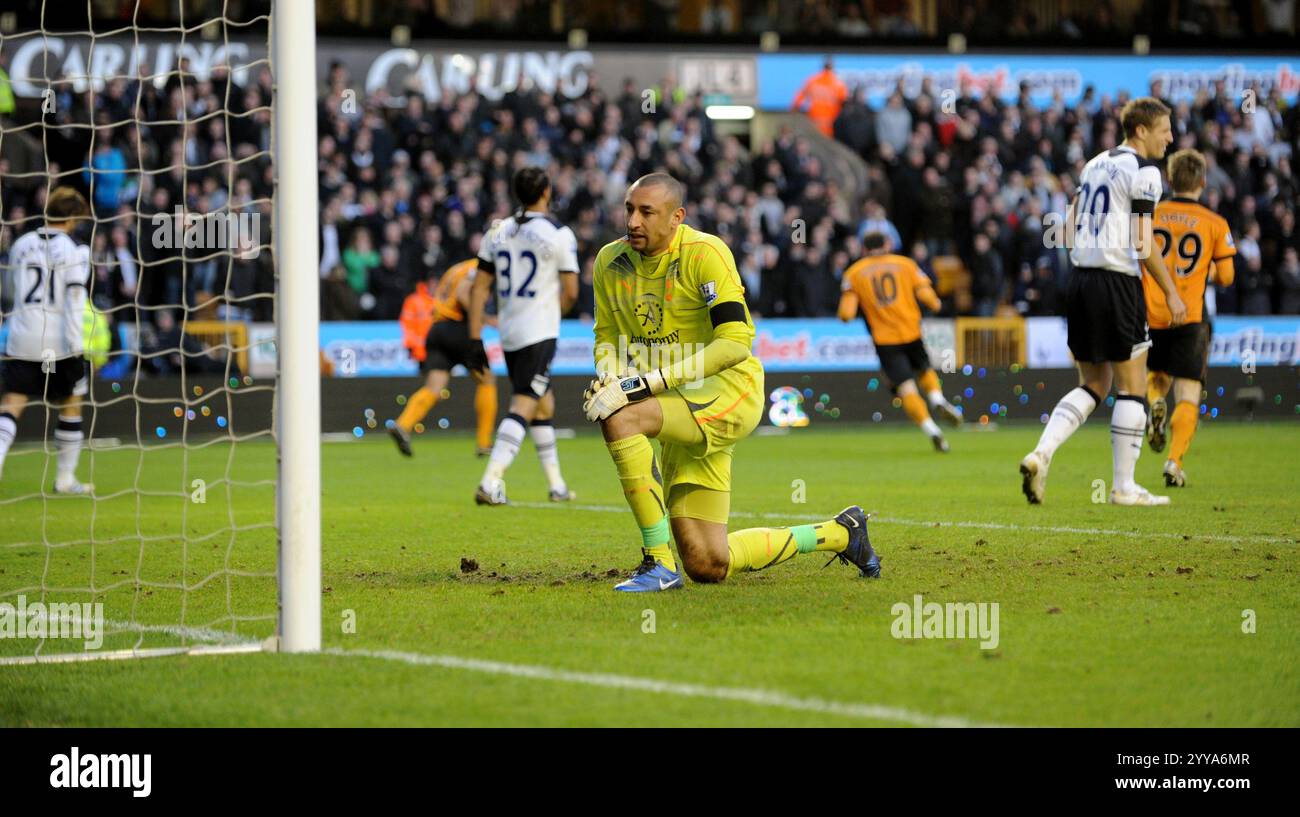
[606,435,676,572]
[725,519,848,577]
[397,387,437,431]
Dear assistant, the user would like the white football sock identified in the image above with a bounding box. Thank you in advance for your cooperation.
[0,412,16,478]
[529,420,567,493]
[54,416,84,483]
[1034,386,1099,459]
[926,389,946,407]
[1111,396,1146,494]
[920,417,942,438]
[482,413,526,486]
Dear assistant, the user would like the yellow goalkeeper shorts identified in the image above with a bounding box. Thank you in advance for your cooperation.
[654,360,763,497]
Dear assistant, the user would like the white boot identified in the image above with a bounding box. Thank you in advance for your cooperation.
[1019,450,1050,504]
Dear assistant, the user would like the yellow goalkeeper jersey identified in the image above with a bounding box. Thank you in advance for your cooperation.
[592,223,760,384]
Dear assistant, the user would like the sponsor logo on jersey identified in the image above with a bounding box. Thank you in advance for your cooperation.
[634,295,662,334]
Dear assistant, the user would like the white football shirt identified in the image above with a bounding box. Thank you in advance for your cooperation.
[3,227,91,361]
[1069,145,1163,277]
[477,212,578,352]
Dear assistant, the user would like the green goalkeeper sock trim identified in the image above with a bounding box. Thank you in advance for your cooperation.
[791,524,819,553]
[641,517,670,550]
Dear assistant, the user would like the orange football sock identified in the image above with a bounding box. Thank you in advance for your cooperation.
[901,391,931,427]
[397,387,436,431]
[1168,401,1198,467]
[474,383,498,450]
[917,369,941,394]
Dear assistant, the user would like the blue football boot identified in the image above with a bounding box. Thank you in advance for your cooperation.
[826,505,881,578]
[614,553,685,592]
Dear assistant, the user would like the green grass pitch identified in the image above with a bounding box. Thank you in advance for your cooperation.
[1,420,1297,726]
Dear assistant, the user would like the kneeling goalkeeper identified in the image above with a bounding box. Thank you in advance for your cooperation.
[584,173,880,592]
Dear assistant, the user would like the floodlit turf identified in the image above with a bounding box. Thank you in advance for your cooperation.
[1,419,1298,726]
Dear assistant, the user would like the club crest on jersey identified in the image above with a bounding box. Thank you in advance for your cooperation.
[634,294,663,334]
[699,281,718,305]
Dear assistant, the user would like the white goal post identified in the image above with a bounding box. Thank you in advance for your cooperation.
[272,0,321,654]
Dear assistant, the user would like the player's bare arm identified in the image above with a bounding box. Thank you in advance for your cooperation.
[467,260,494,341]
[560,270,579,314]
[1064,196,1078,250]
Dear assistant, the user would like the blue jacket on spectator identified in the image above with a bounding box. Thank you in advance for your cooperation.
[84,144,127,213]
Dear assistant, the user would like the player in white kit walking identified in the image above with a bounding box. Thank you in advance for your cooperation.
[0,188,95,494]
[469,167,580,505]
[1020,98,1188,507]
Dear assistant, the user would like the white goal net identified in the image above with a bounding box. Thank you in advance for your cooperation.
[0,0,319,663]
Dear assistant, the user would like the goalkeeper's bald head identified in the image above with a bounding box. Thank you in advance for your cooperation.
[629,172,685,212]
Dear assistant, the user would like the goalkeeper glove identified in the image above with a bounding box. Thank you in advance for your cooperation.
[583,369,667,422]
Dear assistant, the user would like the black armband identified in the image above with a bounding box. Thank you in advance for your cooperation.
[476,257,495,276]
[709,300,746,328]
[1131,200,1155,216]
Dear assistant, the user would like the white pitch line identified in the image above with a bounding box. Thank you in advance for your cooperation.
[6,613,257,646]
[0,643,264,666]
[0,617,260,666]
[326,646,1015,728]
[101,619,259,645]
[512,501,1295,545]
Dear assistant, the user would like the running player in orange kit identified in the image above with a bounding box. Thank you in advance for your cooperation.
[389,259,498,457]
[1143,149,1235,487]
[839,232,963,452]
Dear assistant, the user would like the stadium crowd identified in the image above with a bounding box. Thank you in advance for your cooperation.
[310,57,1300,321]
[1,47,1299,363]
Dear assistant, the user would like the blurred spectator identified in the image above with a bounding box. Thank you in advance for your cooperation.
[141,310,233,376]
[834,87,878,158]
[83,128,129,216]
[875,92,913,154]
[792,57,849,138]
[856,199,902,250]
[1279,247,1300,313]
[910,240,936,285]
[970,232,1005,316]
[342,227,380,305]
